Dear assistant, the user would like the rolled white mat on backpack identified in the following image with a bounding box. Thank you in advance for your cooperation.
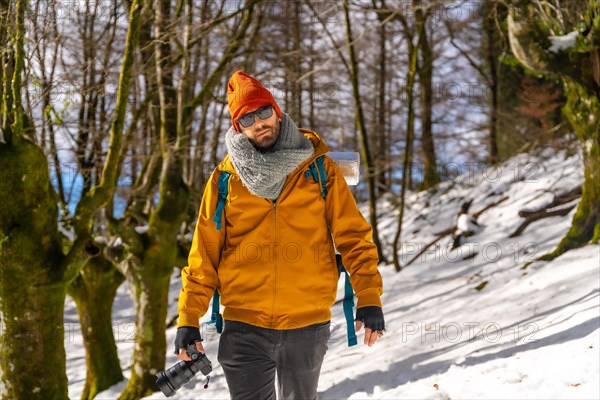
[328,151,360,186]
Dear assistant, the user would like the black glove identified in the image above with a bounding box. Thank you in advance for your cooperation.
[174,326,202,355]
[355,306,385,332]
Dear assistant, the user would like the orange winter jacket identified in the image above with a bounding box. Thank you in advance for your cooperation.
[177,130,383,330]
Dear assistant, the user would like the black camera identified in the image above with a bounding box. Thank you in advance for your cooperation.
[156,343,212,397]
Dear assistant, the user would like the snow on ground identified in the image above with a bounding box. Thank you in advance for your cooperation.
[65,148,600,399]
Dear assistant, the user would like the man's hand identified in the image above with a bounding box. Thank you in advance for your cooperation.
[355,306,385,347]
[174,326,205,361]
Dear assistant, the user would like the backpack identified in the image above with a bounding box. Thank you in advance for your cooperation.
[208,156,358,347]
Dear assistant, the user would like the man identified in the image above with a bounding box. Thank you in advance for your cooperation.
[175,70,384,400]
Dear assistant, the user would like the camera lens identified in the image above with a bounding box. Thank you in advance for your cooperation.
[156,360,195,397]
[156,352,212,397]
[156,370,176,397]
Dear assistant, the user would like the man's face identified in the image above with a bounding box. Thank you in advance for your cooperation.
[238,105,280,151]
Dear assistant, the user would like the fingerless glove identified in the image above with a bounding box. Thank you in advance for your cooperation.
[355,306,385,331]
[174,326,202,355]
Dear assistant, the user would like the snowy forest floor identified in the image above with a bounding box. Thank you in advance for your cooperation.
[65,148,600,399]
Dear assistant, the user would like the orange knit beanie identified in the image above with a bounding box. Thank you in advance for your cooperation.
[227,70,282,131]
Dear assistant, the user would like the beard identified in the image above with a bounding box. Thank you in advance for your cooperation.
[252,123,280,152]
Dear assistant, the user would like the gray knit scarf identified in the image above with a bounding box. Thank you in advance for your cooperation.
[225,114,314,200]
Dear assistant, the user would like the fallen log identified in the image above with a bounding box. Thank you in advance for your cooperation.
[518,185,581,218]
[509,204,576,238]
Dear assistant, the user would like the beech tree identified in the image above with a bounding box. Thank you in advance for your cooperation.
[507,0,599,257]
[341,0,386,261]
[110,1,265,398]
[390,0,426,271]
[0,0,142,398]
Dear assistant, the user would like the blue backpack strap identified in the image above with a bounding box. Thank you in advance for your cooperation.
[208,290,223,333]
[315,156,327,198]
[341,266,358,347]
[310,160,355,347]
[212,171,231,230]
[306,162,318,183]
[208,170,229,333]
[304,155,327,199]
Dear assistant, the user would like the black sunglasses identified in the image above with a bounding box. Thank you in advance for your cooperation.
[237,105,274,128]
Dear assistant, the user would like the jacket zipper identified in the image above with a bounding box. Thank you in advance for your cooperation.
[271,200,278,327]
[267,153,325,327]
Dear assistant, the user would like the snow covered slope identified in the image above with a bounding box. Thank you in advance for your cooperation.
[65,148,599,399]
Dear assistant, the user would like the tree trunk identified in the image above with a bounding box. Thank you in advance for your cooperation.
[119,1,264,397]
[294,1,303,126]
[0,2,67,398]
[507,9,600,259]
[118,262,172,399]
[342,0,385,262]
[1,0,142,397]
[541,80,600,257]
[392,24,422,272]
[1,277,68,399]
[68,256,125,400]
[1,0,18,145]
[308,43,316,130]
[376,18,388,195]
[0,144,67,399]
[415,0,439,190]
[0,2,5,116]
[117,152,190,399]
[210,102,227,166]
[116,151,190,399]
[118,0,181,395]
[485,0,499,164]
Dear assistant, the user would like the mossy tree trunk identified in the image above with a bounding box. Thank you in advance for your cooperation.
[547,80,600,254]
[113,0,260,400]
[116,1,182,397]
[116,239,180,399]
[0,0,142,398]
[0,140,68,399]
[0,0,6,117]
[0,1,66,398]
[66,3,140,398]
[507,1,600,259]
[116,2,263,398]
[68,255,125,400]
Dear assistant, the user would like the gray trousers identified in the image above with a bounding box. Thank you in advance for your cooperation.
[217,320,331,400]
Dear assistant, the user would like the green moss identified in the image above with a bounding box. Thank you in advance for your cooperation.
[118,374,155,400]
[521,261,533,269]
[1,138,68,399]
[542,177,597,260]
[69,256,125,400]
[1,283,68,400]
[119,268,172,399]
[538,79,600,261]
[592,223,600,244]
